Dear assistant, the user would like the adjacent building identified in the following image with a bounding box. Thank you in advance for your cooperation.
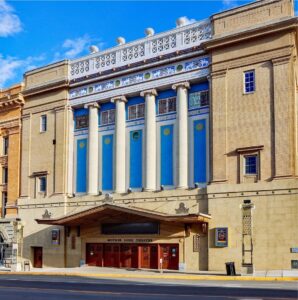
[18,0,298,274]
[0,83,24,270]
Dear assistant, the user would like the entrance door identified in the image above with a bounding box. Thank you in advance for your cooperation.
[160,244,179,270]
[33,247,43,268]
[86,243,103,267]
[104,244,120,268]
[120,244,139,269]
[140,245,158,269]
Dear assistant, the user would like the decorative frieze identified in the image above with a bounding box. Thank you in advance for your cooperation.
[70,56,210,100]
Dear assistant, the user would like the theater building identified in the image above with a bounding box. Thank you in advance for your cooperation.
[19,0,298,274]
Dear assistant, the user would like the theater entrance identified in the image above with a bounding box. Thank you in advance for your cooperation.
[86,243,179,270]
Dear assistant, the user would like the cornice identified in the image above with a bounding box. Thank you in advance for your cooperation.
[203,17,298,51]
[23,79,69,97]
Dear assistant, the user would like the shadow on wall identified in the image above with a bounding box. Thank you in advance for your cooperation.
[23,225,65,268]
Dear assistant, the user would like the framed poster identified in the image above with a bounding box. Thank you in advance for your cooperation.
[51,229,60,245]
[215,227,228,247]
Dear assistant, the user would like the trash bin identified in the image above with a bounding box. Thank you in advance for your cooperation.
[225,262,236,276]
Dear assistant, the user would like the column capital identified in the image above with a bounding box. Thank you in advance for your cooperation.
[172,81,190,91]
[140,89,158,97]
[111,95,127,103]
[84,102,100,109]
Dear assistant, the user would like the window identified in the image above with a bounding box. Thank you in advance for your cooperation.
[244,70,255,93]
[2,137,8,155]
[189,91,209,109]
[75,115,88,129]
[158,97,176,115]
[2,167,8,184]
[244,155,257,175]
[40,115,47,132]
[1,192,7,218]
[39,176,47,193]
[128,103,145,120]
[101,109,115,125]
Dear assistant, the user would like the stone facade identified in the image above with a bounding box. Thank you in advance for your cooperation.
[17,0,298,274]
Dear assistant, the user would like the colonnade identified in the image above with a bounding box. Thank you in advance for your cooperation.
[84,82,190,194]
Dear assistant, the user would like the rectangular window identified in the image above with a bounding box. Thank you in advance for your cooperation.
[75,115,88,129]
[158,97,176,115]
[244,155,257,175]
[2,192,7,218]
[101,109,115,125]
[189,91,209,109]
[40,115,47,132]
[3,137,8,155]
[39,176,47,193]
[244,70,255,93]
[2,167,8,184]
[128,103,145,120]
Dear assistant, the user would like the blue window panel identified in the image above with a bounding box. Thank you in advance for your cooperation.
[245,155,257,174]
[76,139,87,193]
[74,108,88,129]
[130,130,143,188]
[244,71,255,93]
[193,119,207,183]
[156,89,176,114]
[99,102,116,126]
[102,134,113,191]
[160,125,174,186]
[189,82,209,93]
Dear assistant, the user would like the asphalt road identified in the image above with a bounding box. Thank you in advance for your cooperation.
[0,275,297,300]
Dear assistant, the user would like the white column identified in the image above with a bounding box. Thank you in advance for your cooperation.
[84,102,99,195]
[140,89,157,191]
[111,96,127,193]
[172,82,190,189]
[66,106,74,197]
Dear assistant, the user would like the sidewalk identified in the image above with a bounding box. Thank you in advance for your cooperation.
[0,266,298,281]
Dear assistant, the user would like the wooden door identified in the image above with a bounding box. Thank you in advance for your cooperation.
[131,245,138,268]
[150,245,158,269]
[120,244,131,268]
[140,245,158,269]
[86,243,103,267]
[33,247,43,268]
[104,244,120,268]
[160,244,179,270]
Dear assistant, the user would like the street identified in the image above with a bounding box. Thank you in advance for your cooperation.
[0,275,297,300]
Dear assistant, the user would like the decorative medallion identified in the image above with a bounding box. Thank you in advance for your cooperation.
[132,131,140,140]
[104,137,111,145]
[175,203,189,214]
[79,141,86,148]
[195,123,204,131]
[176,64,183,72]
[163,128,171,136]
[42,209,52,219]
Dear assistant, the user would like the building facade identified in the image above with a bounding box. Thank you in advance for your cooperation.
[0,83,24,270]
[18,0,298,274]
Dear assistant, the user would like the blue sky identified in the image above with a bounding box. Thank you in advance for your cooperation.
[0,0,297,88]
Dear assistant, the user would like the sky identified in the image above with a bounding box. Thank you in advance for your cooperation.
[0,0,297,89]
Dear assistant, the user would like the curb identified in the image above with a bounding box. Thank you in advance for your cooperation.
[0,272,297,282]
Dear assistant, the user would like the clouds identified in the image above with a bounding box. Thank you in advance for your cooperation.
[62,35,91,59]
[0,54,46,87]
[0,0,22,37]
[222,0,239,9]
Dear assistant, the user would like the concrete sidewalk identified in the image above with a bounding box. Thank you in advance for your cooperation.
[0,266,298,281]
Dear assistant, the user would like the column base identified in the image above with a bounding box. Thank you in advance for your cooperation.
[143,188,156,192]
[176,186,189,190]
